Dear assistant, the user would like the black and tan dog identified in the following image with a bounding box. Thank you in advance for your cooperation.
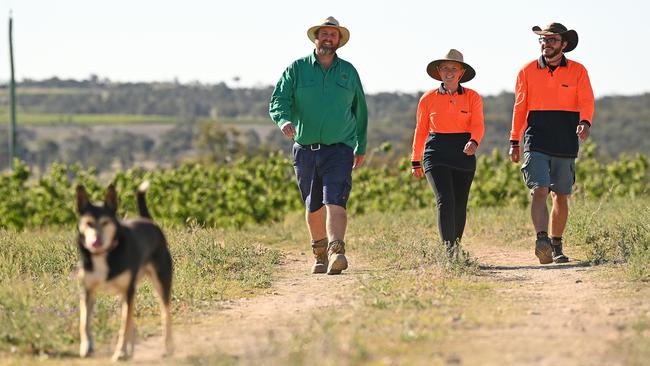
[75,181,173,361]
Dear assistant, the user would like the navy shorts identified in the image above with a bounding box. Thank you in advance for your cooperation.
[292,142,354,212]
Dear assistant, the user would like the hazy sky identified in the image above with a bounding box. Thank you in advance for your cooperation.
[0,0,647,97]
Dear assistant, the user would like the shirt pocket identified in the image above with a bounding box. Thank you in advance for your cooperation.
[298,78,316,88]
[336,77,350,90]
[335,75,354,103]
[557,83,578,109]
[295,78,319,109]
[458,110,472,129]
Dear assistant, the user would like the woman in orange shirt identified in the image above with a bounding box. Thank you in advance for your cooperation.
[411,49,484,259]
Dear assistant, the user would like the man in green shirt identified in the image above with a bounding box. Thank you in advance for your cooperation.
[269,16,368,275]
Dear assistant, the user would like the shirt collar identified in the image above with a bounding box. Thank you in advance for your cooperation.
[438,83,464,95]
[538,54,568,69]
[309,51,339,67]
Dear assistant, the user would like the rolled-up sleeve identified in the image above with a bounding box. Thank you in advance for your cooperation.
[352,71,368,155]
[577,66,595,125]
[269,64,295,128]
[510,69,528,143]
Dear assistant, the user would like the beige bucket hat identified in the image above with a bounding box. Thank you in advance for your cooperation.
[426,49,476,83]
[307,16,350,48]
[532,22,578,52]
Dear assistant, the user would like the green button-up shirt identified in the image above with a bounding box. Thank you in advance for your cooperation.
[269,52,368,154]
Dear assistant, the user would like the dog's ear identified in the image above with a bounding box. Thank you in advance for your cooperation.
[76,185,89,213]
[104,184,118,213]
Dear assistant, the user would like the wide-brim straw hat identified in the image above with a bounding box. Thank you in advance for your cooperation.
[426,49,476,83]
[307,16,350,48]
[532,22,578,52]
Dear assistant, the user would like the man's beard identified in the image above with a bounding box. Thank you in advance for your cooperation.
[317,45,336,55]
[543,46,562,59]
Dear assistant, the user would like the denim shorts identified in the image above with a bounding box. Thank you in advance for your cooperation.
[292,142,354,212]
[521,151,575,195]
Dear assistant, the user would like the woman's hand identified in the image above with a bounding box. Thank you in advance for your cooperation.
[463,140,478,155]
[411,161,424,178]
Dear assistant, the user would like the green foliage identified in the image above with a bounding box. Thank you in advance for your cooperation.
[567,197,650,277]
[0,147,647,230]
[576,143,649,198]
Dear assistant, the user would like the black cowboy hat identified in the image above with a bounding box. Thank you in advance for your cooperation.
[532,22,578,52]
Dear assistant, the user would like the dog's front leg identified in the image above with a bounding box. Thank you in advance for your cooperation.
[112,290,135,362]
[79,287,96,358]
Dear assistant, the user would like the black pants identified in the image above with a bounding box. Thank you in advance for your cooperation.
[425,167,475,243]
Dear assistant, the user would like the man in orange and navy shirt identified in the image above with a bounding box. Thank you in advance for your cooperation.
[509,22,594,265]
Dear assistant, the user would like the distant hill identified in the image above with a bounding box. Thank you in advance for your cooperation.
[0,77,648,171]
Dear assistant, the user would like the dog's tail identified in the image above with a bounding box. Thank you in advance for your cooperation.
[137,181,152,219]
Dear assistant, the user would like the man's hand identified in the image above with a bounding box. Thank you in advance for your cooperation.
[509,145,520,163]
[576,122,590,142]
[281,122,296,138]
[463,140,478,156]
[353,154,365,169]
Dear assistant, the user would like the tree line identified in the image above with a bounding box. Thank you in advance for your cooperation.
[0,77,648,172]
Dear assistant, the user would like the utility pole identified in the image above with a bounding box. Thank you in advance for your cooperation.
[8,11,17,170]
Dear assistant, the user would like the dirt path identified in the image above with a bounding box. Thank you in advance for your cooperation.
[132,251,367,364]
[441,242,650,366]
[55,242,648,365]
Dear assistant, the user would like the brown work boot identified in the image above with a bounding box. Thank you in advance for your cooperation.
[311,238,329,274]
[326,239,348,275]
[535,236,553,264]
[551,238,569,263]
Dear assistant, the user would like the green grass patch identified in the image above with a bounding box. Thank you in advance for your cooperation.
[566,197,650,277]
[0,107,178,125]
[0,111,178,126]
[3,87,91,96]
[196,117,270,125]
[0,226,281,357]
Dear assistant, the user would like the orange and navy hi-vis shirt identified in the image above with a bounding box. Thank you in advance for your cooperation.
[412,84,484,163]
[510,55,595,158]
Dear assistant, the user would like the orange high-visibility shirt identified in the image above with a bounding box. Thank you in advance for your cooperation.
[412,85,484,162]
[510,56,595,157]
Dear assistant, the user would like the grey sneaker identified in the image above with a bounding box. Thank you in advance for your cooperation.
[535,237,553,264]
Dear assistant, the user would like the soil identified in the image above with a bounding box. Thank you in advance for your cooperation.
[53,242,650,365]
[132,252,365,364]
[438,242,650,366]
